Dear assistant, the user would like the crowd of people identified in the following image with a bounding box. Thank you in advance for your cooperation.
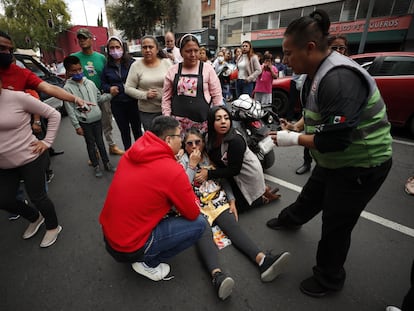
[0,8,411,309]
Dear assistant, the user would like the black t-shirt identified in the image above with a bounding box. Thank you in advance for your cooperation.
[302,66,369,153]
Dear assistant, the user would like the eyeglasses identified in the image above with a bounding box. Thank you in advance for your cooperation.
[167,134,181,139]
[185,139,201,147]
[331,46,346,52]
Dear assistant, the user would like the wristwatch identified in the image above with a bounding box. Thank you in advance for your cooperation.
[34,120,42,126]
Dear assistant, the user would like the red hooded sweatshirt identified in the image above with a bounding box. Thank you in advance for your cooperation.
[99,131,200,253]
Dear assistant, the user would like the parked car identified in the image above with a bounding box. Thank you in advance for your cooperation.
[350,52,414,135]
[14,54,66,113]
[271,51,414,135]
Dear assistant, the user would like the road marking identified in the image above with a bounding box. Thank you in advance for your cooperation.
[264,174,414,238]
[393,139,414,147]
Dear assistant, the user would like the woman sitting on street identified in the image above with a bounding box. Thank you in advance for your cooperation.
[179,127,290,300]
[195,106,280,212]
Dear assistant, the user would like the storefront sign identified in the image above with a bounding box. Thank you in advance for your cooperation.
[251,15,412,41]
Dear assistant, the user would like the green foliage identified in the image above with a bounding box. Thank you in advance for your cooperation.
[97,10,103,27]
[0,0,70,51]
[107,0,181,40]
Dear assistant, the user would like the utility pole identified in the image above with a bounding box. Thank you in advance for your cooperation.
[82,0,89,25]
[358,0,376,54]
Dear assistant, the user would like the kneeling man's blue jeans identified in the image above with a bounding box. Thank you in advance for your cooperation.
[143,215,206,267]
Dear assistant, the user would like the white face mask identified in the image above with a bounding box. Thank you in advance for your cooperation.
[217,56,224,62]
[275,58,281,63]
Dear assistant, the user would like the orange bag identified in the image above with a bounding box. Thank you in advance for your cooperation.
[229,68,238,81]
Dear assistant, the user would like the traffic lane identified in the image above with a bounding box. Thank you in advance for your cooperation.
[265,139,414,230]
[0,188,411,311]
[0,117,411,310]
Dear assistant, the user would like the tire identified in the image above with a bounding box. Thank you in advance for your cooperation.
[272,89,289,116]
[260,149,275,170]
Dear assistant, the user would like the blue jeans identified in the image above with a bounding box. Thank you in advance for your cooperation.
[236,79,255,98]
[143,215,206,267]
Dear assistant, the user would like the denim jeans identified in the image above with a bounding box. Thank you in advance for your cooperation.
[236,79,255,98]
[143,215,206,267]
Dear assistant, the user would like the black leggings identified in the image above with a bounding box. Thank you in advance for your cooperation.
[0,152,58,229]
[111,100,142,150]
[197,211,260,273]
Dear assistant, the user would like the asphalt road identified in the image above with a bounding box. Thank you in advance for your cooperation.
[1,117,413,311]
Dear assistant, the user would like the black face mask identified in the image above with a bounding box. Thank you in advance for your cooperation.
[0,53,13,69]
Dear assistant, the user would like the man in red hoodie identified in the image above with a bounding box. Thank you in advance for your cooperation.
[100,116,206,281]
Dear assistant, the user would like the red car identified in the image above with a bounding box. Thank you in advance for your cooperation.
[271,52,414,135]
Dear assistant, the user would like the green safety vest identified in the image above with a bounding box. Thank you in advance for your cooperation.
[303,52,392,169]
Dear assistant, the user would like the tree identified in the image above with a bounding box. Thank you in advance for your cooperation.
[97,10,103,27]
[107,0,181,40]
[0,0,70,51]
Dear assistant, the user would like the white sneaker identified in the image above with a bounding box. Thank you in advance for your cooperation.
[40,225,62,248]
[131,262,170,281]
[386,307,402,311]
[22,214,44,239]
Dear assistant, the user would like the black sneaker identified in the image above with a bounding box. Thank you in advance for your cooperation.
[212,271,235,300]
[104,162,116,172]
[266,217,302,230]
[299,276,333,298]
[259,252,291,282]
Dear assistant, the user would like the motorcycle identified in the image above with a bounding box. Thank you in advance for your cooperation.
[230,94,281,170]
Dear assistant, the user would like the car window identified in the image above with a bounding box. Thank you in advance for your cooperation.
[379,56,414,76]
[15,58,46,78]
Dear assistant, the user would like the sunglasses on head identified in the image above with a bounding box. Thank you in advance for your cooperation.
[185,139,201,147]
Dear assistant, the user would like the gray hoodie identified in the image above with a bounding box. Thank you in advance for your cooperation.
[63,77,112,129]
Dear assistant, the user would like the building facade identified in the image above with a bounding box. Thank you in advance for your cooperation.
[216,0,414,54]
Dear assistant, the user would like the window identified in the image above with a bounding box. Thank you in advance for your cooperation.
[357,0,393,19]
[341,0,358,21]
[220,18,242,45]
[280,8,302,27]
[251,13,269,31]
[269,12,280,29]
[391,0,412,15]
[381,56,414,76]
[243,16,251,32]
[316,2,342,22]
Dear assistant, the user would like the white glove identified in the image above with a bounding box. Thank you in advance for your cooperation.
[276,130,300,146]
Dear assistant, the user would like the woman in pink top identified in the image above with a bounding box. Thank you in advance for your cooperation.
[0,77,62,248]
[162,34,223,133]
[254,53,278,105]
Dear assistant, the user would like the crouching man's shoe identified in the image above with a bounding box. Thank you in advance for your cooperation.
[132,262,170,281]
[109,145,125,156]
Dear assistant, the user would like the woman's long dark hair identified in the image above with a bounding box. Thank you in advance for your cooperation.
[206,105,237,153]
[284,9,330,52]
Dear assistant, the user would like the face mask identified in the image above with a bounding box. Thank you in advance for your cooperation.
[0,53,13,68]
[109,50,123,60]
[71,72,84,81]
[275,58,281,64]
[217,56,224,62]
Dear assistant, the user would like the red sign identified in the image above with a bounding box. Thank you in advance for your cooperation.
[251,14,412,41]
